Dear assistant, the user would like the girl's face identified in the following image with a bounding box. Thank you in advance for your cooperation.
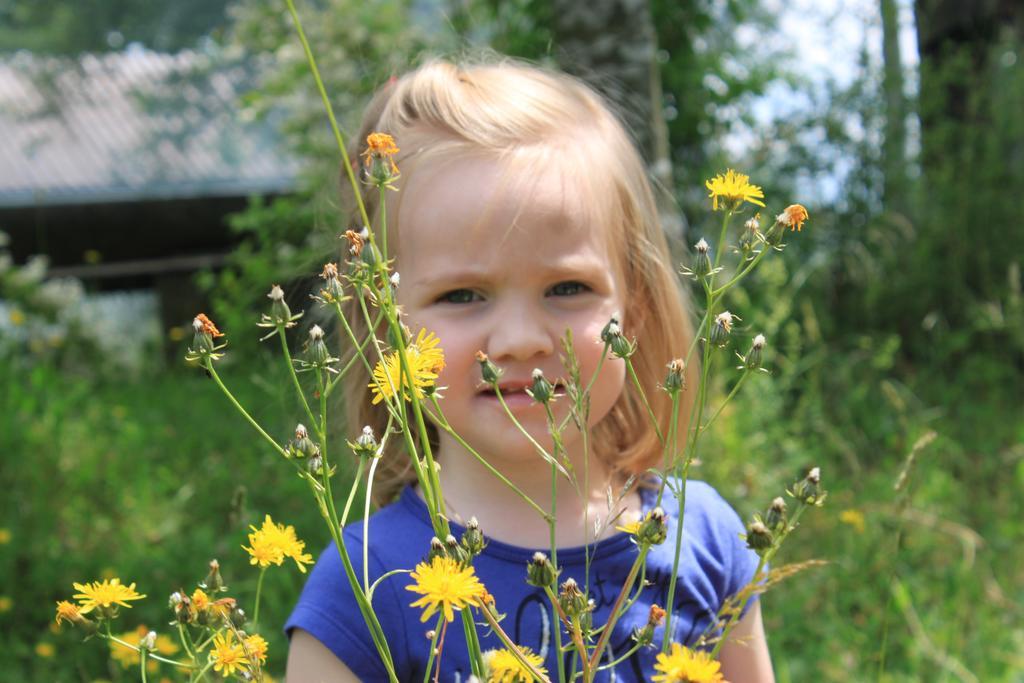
[394,154,627,467]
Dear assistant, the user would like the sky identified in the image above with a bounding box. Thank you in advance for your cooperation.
[731,0,920,203]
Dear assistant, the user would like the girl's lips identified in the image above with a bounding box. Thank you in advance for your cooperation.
[476,387,537,409]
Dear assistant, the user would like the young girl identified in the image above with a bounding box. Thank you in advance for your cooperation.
[286,58,774,682]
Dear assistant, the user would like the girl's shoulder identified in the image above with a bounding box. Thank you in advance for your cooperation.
[642,477,745,525]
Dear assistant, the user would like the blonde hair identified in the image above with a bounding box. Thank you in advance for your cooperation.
[340,57,699,504]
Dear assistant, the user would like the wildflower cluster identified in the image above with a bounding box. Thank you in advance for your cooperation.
[242,514,314,573]
[56,17,830,677]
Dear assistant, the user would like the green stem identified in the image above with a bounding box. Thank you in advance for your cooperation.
[479,607,552,682]
[283,0,371,231]
[342,457,367,527]
[204,360,288,459]
[699,370,749,435]
[363,453,382,592]
[493,387,559,471]
[709,504,808,659]
[625,357,664,445]
[426,398,551,522]
[253,567,266,627]
[713,209,734,270]
[422,614,445,683]
[542,403,567,683]
[587,547,649,672]
[279,326,320,438]
[103,634,190,669]
[140,645,149,683]
[595,640,645,671]
[544,585,589,681]
[324,305,382,400]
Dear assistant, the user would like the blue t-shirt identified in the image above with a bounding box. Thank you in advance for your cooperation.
[285,479,758,682]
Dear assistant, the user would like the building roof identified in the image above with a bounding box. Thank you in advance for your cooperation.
[0,46,298,208]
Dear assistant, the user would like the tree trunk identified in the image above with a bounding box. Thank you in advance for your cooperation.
[881,0,907,215]
[549,0,686,242]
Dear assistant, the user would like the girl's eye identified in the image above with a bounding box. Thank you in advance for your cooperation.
[547,281,589,297]
[438,289,481,304]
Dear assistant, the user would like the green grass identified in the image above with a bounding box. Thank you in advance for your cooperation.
[2,341,1021,681]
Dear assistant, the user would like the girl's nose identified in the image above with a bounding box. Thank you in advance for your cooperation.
[485,302,555,362]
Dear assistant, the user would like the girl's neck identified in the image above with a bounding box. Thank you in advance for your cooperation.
[426,438,642,549]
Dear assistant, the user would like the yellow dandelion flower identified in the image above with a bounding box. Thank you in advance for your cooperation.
[0,528,10,543]
[243,633,269,666]
[242,532,283,569]
[839,508,866,534]
[35,642,55,658]
[484,646,547,683]
[209,630,248,677]
[406,555,486,623]
[191,588,210,612]
[72,578,146,614]
[776,203,809,231]
[55,600,83,625]
[242,515,313,572]
[0,596,11,613]
[653,643,727,683]
[370,329,445,405]
[615,520,641,535]
[705,169,766,211]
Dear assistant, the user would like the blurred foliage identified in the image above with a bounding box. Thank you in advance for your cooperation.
[0,0,233,53]
[2,0,1023,680]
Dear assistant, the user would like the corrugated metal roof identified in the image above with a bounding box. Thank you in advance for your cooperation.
[0,46,298,207]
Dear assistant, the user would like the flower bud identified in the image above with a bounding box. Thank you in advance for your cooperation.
[427,537,446,563]
[460,517,486,558]
[201,559,225,593]
[291,424,317,460]
[528,368,555,404]
[188,313,225,360]
[740,214,761,252]
[765,496,787,531]
[318,262,346,303]
[140,631,157,651]
[600,315,622,344]
[709,311,736,347]
[361,243,382,269]
[307,452,324,475]
[603,321,635,359]
[526,552,557,587]
[558,578,588,620]
[305,325,332,366]
[790,467,826,506]
[638,507,668,546]
[267,285,292,325]
[633,604,666,647]
[230,607,247,628]
[342,229,364,258]
[693,238,713,277]
[740,334,766,370]
[351,425,378,458]
[170,591,193,624]
[663,359,685,395]
[745,520,773,554]
[475,351,502,385]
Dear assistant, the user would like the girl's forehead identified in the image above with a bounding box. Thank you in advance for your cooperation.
[394,153,616,254]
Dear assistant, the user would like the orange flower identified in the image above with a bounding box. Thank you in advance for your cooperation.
[777,204,809,231]
[362,132,400,176]
[193,313,224,338]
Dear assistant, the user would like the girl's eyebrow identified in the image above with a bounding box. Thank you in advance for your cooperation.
[412,261,604,291]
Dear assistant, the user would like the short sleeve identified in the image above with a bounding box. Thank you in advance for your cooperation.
[285,536,411,681]
[688,482,762,619]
